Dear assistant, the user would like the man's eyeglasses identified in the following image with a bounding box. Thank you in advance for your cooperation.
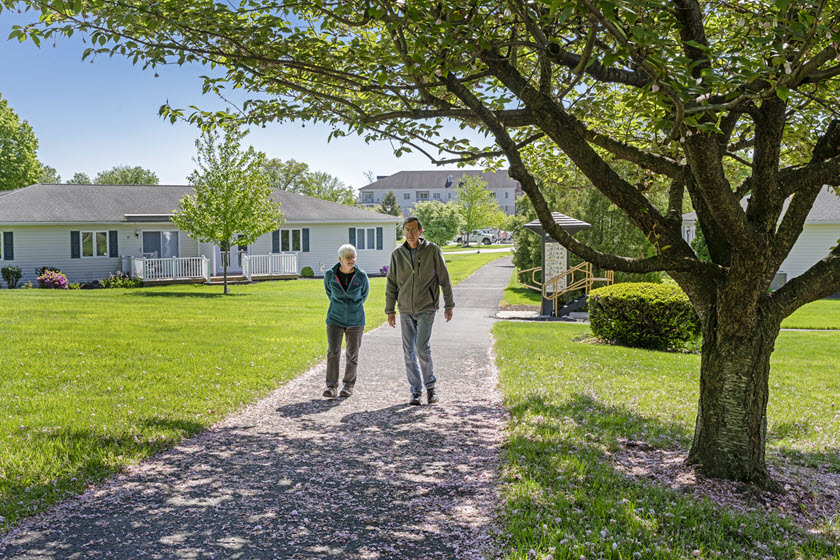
[404,228,421,235]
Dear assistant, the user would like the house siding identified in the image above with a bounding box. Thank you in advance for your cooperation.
[256,222,396,276]
[777,223,840,280]
[2,225,139,284]
[358,187,518,216]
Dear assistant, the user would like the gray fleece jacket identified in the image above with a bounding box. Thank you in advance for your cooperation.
[384,238,454,315]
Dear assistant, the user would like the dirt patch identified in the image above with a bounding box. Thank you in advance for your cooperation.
[611,440,840,537]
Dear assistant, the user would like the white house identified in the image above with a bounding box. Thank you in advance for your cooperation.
[357,170,522,216]
[682,186,840,289]
[0,183,402,285]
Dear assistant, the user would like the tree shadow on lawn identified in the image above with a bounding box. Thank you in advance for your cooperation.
[1,399,503,559]
[503,391,840,557]
[0,417,207,529]
[126,291,247,298]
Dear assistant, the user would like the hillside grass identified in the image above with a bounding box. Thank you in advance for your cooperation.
[0,252,505,530]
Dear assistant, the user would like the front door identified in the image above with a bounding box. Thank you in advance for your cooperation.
[215,237,247,275]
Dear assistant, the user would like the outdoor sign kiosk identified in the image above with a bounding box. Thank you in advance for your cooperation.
[523,212,591,317]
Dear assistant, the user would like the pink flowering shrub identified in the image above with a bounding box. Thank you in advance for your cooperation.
[37,270,69,289]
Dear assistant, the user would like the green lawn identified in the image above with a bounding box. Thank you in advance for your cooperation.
[500,266,543,307]
[492,321,840,559]
[441,243,514,253]
[781,298,840,329]
[0,252,505,530]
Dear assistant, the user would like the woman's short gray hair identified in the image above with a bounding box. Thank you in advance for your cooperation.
[338,244,357,259]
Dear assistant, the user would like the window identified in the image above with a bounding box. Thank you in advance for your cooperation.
[490,192,497,198]
[448,192,452,200]
[416,191,429,201]
[362,192,374,202]
[82,231,109,258]
[142,231,179,258]
[403,193,411,200]
[281,228,302,252]
[505,191,509,199]
[357,228,376,250]
[433,192,441,200]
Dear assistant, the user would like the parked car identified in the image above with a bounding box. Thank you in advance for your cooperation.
[456,229,498,245]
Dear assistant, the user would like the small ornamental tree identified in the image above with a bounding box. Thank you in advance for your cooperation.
[377,190,401,217]
[455,175,505,245]
[411,201,464,246]
[172,126,284,294]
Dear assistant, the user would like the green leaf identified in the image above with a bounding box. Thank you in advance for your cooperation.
[776,85,790,102]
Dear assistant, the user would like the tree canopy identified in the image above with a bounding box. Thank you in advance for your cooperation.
[262,157,355,205]
[9,0,840,486]
[0,93,42,191]
[412,200,463,246]
[39,165,61,184]
[94,165,159,185]
[377,190,402,217]
[455,175,506,242]
[66,172,91,184]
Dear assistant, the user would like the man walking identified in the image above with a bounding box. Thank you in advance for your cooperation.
[385,217,454,405]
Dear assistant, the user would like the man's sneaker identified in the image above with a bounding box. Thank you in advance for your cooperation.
[339,385,354,398]
[409,393,422,406]
[427,388,438,404]
[323,386,338,399]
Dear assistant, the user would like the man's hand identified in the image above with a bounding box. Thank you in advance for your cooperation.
[444,309,453,322]
[388,313,396,328]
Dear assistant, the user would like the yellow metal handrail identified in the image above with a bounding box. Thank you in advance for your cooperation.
[517,262,615,316]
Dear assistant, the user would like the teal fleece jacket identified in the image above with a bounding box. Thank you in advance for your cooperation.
[324,263,369,328]
[384,238,454,315]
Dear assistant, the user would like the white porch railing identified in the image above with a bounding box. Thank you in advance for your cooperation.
[241,253,298,281]
[122,256,210,282]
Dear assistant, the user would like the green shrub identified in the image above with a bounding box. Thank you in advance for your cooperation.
[588,282,700,350]
[300,266,314,278]
[100,273,143,288]
[1,265,22,289]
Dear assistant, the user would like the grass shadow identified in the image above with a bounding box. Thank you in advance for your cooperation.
[501,390,840,558]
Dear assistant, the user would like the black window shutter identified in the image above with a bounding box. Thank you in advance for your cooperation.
[3,232,13,261]
[302,228,310,252]
[376,227,383,251]
[70,231,81,259]
[349,227,356,246]
[109,231,118,258]
[272,230,280,253]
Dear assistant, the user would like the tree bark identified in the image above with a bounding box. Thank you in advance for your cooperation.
[687,288,782,489]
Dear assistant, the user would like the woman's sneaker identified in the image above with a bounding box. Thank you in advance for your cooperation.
[339,385,354,398]
[323,386,338,399]
[427,388,438,404]
[409,393,422,406]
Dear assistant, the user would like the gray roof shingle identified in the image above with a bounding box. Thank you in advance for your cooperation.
[0,184,402,224]
[360,170,520,191]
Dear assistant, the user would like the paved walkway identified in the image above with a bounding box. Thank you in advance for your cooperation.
[0,257,515,560]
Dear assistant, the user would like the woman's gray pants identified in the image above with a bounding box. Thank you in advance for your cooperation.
[326,324,364,388]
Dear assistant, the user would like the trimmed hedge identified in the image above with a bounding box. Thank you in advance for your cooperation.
[588,282,700,350]
[300,266,315,278]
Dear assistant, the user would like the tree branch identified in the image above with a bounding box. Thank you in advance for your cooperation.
[772,245,840,317]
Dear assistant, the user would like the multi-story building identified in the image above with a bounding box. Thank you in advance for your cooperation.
[357,170,522,216]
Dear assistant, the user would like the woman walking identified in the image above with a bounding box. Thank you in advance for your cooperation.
[323,244,369,398]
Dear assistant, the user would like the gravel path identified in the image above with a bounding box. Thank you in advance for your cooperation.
[0,257,514,560]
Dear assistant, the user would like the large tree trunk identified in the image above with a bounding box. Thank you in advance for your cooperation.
[687,286,782,489]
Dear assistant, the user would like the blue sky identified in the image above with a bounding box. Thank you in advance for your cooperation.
[0,10,479,190]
